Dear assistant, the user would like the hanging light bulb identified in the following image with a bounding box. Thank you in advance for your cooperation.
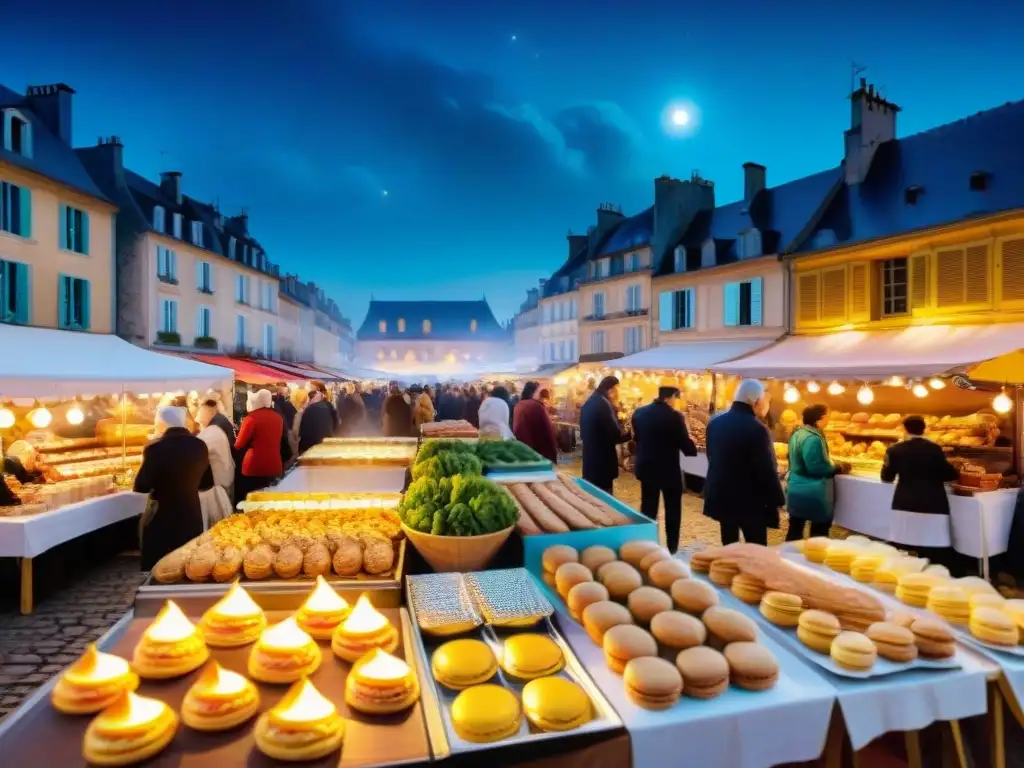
[806,381,820,394]
[827,381,845,396]
[857,385,875,405]
[993,389,1014,415]
[886,376,905,387]
[28,406,52,429]
[0,407,14,429]
[912,383,929,398]
[783,385,800,404]
[928,377,946,390]
[66,402,85,426]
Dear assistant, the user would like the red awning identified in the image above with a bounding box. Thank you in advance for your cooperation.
[188,354,294,385]
[258,360,325,381]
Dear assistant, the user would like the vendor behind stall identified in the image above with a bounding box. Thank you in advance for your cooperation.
[880,415,959,516]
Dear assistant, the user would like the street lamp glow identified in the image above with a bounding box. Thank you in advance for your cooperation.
[671,108,690,127]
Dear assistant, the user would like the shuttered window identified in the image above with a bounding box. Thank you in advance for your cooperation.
[849,262,870,319]
[1000,238,1024,303]
[821,267,847,321]
[965,244,990,305]
[935,245,991,307]
[797,272,820,323]
[909,253,928,309]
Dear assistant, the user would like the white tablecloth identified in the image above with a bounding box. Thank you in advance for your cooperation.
[0,492,148,558]
[832,475,1016,559]
[680,451,709,478]
[275,466,407,494]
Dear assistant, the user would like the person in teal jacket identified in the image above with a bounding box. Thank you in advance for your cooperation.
[785,404,849,541]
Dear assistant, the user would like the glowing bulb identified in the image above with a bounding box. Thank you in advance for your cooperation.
[614,370,623,379]
[783,386,800,404]
[887,376,905,387]
[857,385,875,405]
[259,617,312,651]
[146,600,198,644]
[806,381,820,394]
[929,377,946,390]
[827,382,845,396]
[302,576,349,614]
[341,595,388,635]
[212,583,261,618]
[194,661,248,696]
[912,383,929,398]
[355,648,410,682]
[271,679,336,725]
[64,644,131,685]
[28,407,52,429]
[66,403,85,426]
[993,390,1013,414]
[0,408,14,429]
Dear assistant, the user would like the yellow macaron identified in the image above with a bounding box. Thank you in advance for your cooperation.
[521,676,591,732]
[432,638,497,690]
[850,555,884,583]
[451,685,522,743]
[500,634,564,680]
[926,586,970,625]
[803,537,831,564]
[823,546,855,574]
[970,607,1019,646]
[895,573,942,608]
[797,610,841,654]
[759,592,803,628]
[830,631,877,671]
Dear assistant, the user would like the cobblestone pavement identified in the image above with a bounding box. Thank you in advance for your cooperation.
[0,553,144,721]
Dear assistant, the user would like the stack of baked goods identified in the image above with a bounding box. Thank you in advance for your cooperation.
[421,419,478,437]
[506,475,633,535]
[298,441,418,467]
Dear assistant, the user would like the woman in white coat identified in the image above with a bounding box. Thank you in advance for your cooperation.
[195,401,235,526]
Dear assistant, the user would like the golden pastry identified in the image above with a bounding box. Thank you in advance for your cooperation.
[212,546,244,583]
[361,534,396,575]
[185,545,218,582]
[332,534,364,576]
[302,542,332,578]
[296,575,352,639]
[151,545,194,584]
[181,661,260,731]
[345,648,420,714]
[243,544,274,580]
[248,617,322,683]
[82,691,178,766]
[332,594,399,662]
[132,600,209,679]
[273,544,303,579]
[52,644,139,715]
[198,582,267,648]
[254,679,345,762]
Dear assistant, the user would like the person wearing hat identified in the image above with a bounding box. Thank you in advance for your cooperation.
[235,388,285,500]
[630,380,698,553]
[134,406,213,570]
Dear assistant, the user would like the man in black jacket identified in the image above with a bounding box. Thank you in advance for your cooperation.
[580,376,630,494]
[632,384,698,553]
[299,385,337,454]
[881,415,958,515]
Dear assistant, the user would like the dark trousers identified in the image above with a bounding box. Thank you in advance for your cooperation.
[236,474,277,503]
[720,521,768,546]
[640,479,683,553]
[584,475,614,495]
[786,517,831,541]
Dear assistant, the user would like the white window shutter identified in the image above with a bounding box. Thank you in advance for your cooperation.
[750,278,763,326]
[724,282,740,326]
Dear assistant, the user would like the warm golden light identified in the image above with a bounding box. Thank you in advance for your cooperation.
[0,408,13,429]
[194,661,249,696]
[783,385,800,404]
[827,381,845,396]
[213,583,262,618]
[806,381,820,393]
[887,376,905,387]
[928,377,946,390]
[993,390,1013,414]
[341,595,388,635]
[259,617,313,651]
[303,576,349,614]
[856,385,874,405]
[66,403,85,426]
[28,406,52,429]
[355,648,409,682]
[65,644,131,684]
[97,691,166,733]
[146,600,198,644]
[270,679,336,725]
[912,383,929,398]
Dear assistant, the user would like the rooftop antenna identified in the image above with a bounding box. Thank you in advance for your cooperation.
[850,62,867,96]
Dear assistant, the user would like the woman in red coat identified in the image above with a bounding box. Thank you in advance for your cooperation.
[512,381,558,464]
[234,389,284,501]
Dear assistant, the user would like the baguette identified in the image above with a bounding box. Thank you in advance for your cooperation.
[545,482,612,526]
[508,484,569,533]
[504,488,542,536]
[557,473,632,525]
[530,483,597,529]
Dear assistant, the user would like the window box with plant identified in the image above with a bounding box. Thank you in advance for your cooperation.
[158,275,179,285]
[198,285,214,295]
[156,330,181,345]
[194,335,218,349]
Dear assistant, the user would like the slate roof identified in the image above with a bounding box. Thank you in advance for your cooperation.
[357,300,505,340]
[0,85,110,202]
[543,241,590,298]
[595,206,654,257]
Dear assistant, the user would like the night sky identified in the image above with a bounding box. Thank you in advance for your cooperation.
[5,0,1022,324]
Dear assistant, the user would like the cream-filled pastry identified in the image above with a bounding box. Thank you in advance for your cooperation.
[82,691,178,766]
[52,644,139,715]
[248,617,322,684]
[254,678,345,761]
[198,582,266,648]
[345,648,420,714]
[132,600,209,679]
[331,594,399,663]
[296,575,351,640]
[181,661,260,731]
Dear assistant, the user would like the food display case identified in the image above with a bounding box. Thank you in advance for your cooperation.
[298,440,420,468]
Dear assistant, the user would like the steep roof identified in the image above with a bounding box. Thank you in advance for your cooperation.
[595,206,654,257]
[357,299,505,340]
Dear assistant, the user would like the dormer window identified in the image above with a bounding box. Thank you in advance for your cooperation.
[969,171,990,192]
[228,237,236,260]
[904,185,924,205]
[397,318,406,333]
[701,239,716,268]
[469,319,478,332]
[422,319,431,334]
[153,206,165,233]
[2,110,32,158]
[738,229,762,259]
[190,220,203,247]
[673,245,685,273]
[379,320,387,333]
[172,212,183,239]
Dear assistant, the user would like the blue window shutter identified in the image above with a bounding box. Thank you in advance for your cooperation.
[171,300,177,332]
[750,278,763,326]
[81,279,91,330]
[658,291,672,331]
[686,289,695,329]
[58,204,67,249]
[81,211,90,255]
[58,276,68,328]
[19,186,31,238]
[724,282,740,326]
[14,263,29,324]
[196,260,202,289]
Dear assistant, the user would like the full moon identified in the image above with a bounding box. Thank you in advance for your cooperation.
[671,108,690,127]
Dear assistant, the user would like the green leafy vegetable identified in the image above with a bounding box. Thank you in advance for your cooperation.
[398,472,517,536]
[411,450,483,481]
[474,439,545,465]
[416,439,476,464]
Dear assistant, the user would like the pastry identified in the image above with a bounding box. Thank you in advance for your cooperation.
[52,644,139,715]
[346,648,420,714]
[152,545,193,584]
[797,610,841,654]
[709,559,740,587]
[302,542,332,578]
[866,622,918,663]
[361,534,395,575]
[432,638,497,689]
[648,559,690,590]
[254,678,345,761]
[248,617,322,683]
[82,691,178,766]
[831,631,877,671]
[295,575,351,640]
[970,593,1007,612]
[555,562,593,598]
[957,576,1000,598]
[627,586,673,626]
[690,550,716,573]
[581,601,634,645]
[567,581,609,621]
[702,606,757,649]
[212,546,244,583]
[824,546,855,574]
[910,618,956,659]
[924,564,951,579]
[803,537,831,564]
[603,624,657,674]
[501,633,564,679]
[132,600,209,679]
[638,547,672,574]
[331,594,400,662]
[850,554,884,583]
[198,582,267,648]
[724,642,779,691]
[731,573,766,605]
[896,573,943,608]
[623,656,682,710]
[523,676,592,729]
[888,610,917,630]
[243,544,274,580]
[332,533,364,576]
[970,607,1019,646]
[273,544,303,579]
[675,646,729,699]
[451,684,521,743]
[650,610,706,652]
[580,545,616,574]
[619,540,661,568]
[759,592,803,627]
[542,545,579,578]
[181,661,260,731]
[185,544,218,582]
[671,579,719,616]
[598,561,643,601]
[927,586,970,625]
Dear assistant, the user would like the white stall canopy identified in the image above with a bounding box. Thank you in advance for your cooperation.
[615,339,778,371]
[0,325,234,398]
[715,323,1024,382]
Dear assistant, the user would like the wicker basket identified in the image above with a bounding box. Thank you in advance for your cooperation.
[401,523,514,573]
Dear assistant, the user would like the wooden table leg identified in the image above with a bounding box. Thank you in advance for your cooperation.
[949,721,967,768]
[19,556,33,615]
[991,683,1007,768]
[904,730,923,768]
[824,705,846,768]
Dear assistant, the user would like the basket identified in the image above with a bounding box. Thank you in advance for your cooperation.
[401,523,514,573]
[958,470,1001,490]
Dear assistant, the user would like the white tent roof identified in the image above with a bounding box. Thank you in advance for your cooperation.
[615,338,779,371]
[0,326,234,398]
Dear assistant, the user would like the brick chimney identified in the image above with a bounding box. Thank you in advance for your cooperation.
[651,173,716,268]
[845,79,900,186]
[25,83,74,145]
[229,211,249,237]
[743,162,766,204]
[160,171,182,204]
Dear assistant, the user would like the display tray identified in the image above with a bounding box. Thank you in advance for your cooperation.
[322,437,420,445]
[405,583,621,759]
[0,607,432,768]
[483,460,555,474]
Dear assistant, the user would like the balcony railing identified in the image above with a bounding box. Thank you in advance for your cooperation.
[581,308,649,323]
[197,285,215,295]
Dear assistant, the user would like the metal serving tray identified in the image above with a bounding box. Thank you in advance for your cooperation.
[405,578,622,759]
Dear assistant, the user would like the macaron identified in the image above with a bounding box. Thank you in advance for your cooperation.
[895,573,942,608]
[970,607,1019,646]
[580,546,617,574]
[910,618,956,659]
[500,634,564,679]
[648,559,690,590]
[759,592,803,627]
[639,547,673,575]
[603,624,657,674]
[567,582,609,621]
[730,573,766,605]
[581,600,633,645]
[451,684,521,743]
[522,676,591,731]
[675,646,729,699]
[887,610,917,630]
[797,610,841,654]
[926,586,970,625]
[709,560,740,587]
[702,606,757,649]
[866,622,918,663]
[850,554,884,583]
[924,564,951,579]
[555,562,593,598]
[542,545,579,576]
[970,593,1007,612]
[831,631,877,671]
[724,642,779,691]
[803,537,831,563]
[431,638,497,689]
[689,551,716,573]
[650,611,706,652]
[671,579,719,616]
[599,561,643,601]
[623,656,682,710]
[627,586,673,626]
[619,540,662,568]
[824,546,856,574]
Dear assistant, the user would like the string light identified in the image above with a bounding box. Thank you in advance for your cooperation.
[783,385,800,404]
[912,383,929,398]
[886,376,905,387]
[928,377,946,390]
[993,389,1013,415]
[0,407,14,429]
[28,406,52,429]
[856,385,875,405]
[66,402,85,426]
[806,381,820,394]
[827,381,845,396]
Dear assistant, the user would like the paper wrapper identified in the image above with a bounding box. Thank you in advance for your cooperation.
[408,573,482,633]
[464,568,554,625]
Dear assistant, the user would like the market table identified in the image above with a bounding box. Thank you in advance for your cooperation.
[275,465,409,494]
[0,491,148,614]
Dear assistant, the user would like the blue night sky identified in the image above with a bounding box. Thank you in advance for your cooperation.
[5,0,1023,324]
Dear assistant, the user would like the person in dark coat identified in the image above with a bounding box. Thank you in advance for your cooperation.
[580,376,630,494]
[463,386,482,428]
[703,379,785,545]
[881,415,958,515]
[273,385,297,465]
[134,406,213,570]
[382,385,413,437]
[339,384,366,436]
[513,381,559,463]
[631,384,698,553]
[299,386,338,453]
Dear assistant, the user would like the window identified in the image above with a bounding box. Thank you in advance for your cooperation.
[625,326,644,354]
[701,239,716,268]
[160,299,178,333]
[58,275,90,330]
[570,298,577,319]
[591,330,606,354]
[554,303,562,322]
[626,283,642,312]
[263,323,275,358]
[0,259,30,324]
[738,229,762,259]
[59,204,89,254]
[378,320,387,333]
[542,303,552,323]
[197,261,213,293]
[259,281,273,311]
[547,342,556,362]
[724,278,763,327]
[559,340,567,360]
[236,315,247,347]
[422,319,431,334]
[628,252,640,272]
[660,289,695,331]
[156,247,177,283]
[172,213,182,239]
[190,220,204,247]
[397,318,406,333]
[880,257,908,316]
[0,181,31,237]
[569,339,576,360]
[592,292,605,318]
[153,206,165,233]
[196,306,212,338]
[3,110,32,158]
[228,237,236,260]
[673,245,685,273]
[470,318,478,332]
